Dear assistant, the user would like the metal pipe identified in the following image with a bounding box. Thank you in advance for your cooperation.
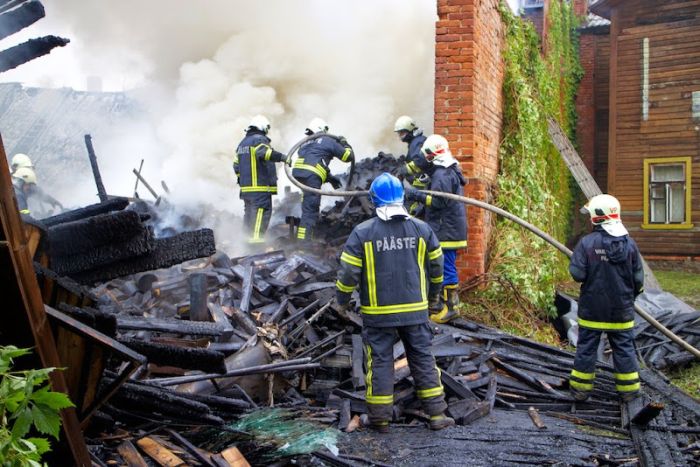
[282,140,700,360]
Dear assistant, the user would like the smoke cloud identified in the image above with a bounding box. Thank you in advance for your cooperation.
[1,0,437,255]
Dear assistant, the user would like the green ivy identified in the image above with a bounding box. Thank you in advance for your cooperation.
[0,346,74,467]
[484,1,583,315]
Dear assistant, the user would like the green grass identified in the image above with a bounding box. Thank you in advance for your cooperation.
[653,268,700,396]
[654,270,700,310]
[669,364,700,399]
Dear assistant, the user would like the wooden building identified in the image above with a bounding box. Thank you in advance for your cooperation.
[582,0,700,259]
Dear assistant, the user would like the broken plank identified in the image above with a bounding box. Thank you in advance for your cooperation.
[220,446,251,467]
[136,436,187,467]
[117,440,148,467]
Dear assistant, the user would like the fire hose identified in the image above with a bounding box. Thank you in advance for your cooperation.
[283,135,700,360]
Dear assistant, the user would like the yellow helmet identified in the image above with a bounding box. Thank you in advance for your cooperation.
[394,115,417,133]
[11,153,33,170]
[13,167,37,184]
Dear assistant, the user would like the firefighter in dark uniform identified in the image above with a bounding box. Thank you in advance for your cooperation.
[393,115,429,216]
[234,115,286,244]
[336,173,455,432]
[405,134,468,324]
[292,117,353,241]
[569,194,644,402]
[12,167,36,216]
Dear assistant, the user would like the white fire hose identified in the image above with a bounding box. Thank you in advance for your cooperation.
[283,135,700,360]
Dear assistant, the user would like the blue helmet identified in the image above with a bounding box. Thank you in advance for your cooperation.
[369,173,404,207]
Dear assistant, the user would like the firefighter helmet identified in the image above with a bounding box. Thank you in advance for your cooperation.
[421,134,452,163]
[369,173,404,207]
[583,194,628,237]
[13,167,37,184]
[305,117,328,135]
[394,115,417,133]
[11,153,33,170]
[249,115,271,134]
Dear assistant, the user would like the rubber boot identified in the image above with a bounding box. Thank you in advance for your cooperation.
[429,414,455,430]
[431,288,458,324]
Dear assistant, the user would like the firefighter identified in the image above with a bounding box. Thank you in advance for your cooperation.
[234,115,287,244]
[10,153,63,212]
[405,134,468,324]
[12,167,37,215]
[394,115,429,216]
[292,117,354,241]
[336,172,455,432]
[569,194,643,403]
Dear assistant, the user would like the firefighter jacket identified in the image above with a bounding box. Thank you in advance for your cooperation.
[12,177,29,214]
[234,129,286,196]
[404,132,429,186]
[292,135,353,183]
[336,215,444,327]
[569,227,644,331]
[409,162,468,250]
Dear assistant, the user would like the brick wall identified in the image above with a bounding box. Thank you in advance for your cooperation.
[576,34,596,174]
[435,0,504,280]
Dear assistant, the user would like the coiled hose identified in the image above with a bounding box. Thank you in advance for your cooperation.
[283,135,700,359]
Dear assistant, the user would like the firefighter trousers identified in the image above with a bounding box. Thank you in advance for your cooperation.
[363,323,447,423]
[242,193,272,244]
[570,327,640,396]
[297,175,323,240]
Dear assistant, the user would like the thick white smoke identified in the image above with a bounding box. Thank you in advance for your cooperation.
[1,0,437,254]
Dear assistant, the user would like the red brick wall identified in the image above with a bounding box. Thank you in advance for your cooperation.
[435,0,504,280]
[576,34,596,175]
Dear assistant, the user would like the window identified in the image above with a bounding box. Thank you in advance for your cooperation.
[522,0,545,8]
[643,157,693,229]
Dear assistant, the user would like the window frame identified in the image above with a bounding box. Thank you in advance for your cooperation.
[642,156,693,230]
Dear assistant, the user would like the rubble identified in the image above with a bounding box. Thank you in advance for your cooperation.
[18,153,700,465]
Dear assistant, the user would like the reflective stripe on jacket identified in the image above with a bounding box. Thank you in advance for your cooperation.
[404,132,429,176]
[292,135,352,183]
[336,216,444,327]
[234,129,285,195]
[569,228,644,329]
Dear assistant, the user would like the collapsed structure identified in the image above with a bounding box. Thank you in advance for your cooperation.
[2,149,699,466]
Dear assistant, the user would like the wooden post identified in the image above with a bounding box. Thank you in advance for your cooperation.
[0,133,91,465]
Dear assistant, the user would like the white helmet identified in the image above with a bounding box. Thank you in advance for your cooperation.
[305,117,328,135]
[11,153,33,170]
[421,134,452,163]
[583,194,628,237]
[13,167,37,184]
[249,115,271,134]
[394,115,417,133]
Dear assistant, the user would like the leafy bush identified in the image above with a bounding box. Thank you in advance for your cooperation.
[0,346,74,467]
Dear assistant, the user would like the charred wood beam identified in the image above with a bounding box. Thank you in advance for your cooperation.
[48,210,148,256]
[85,135,108,202]
[631,402,665,426]
[117,316,229,337]
[0,35,69,73]
[71,229,216,284]
[188,273,209,321]
[118,337,227,374]
[0,0,44,40]
[151,358,318,387]
[41,198,129,227]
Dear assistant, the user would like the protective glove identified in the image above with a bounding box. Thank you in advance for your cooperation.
[395,165,409,180]
[404,186,419,202]
[328,175,342,190]
[336,135,350,148]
